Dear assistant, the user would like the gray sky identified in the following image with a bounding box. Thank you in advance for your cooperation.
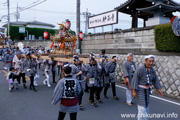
[0,0,180,33]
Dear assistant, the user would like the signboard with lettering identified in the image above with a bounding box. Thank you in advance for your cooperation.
[19,27,25,33]
[88,10,118,29]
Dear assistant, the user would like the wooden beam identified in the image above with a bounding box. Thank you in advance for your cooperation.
[31,54,114,63]
[131,10,138,28]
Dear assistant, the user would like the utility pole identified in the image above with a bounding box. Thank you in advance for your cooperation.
[16,3,19,22]
[76,0,81,54]
[7,0,10,37]
[83,8,92,35]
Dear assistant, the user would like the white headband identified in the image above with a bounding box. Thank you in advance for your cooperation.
[127,53,133,57]
[144,55,155,60]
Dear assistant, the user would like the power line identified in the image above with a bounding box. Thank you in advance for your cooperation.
[20,0,41,10]
[1,0,47,20]
[15,0,43,21]
[7,0,10,37]
[20,16,76,19]
[27,8,84,15]
[18,0,47,12]
[16,2,19,21]
[27,9,77,15]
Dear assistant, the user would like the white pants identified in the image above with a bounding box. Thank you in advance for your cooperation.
[34,74,39,85]
[43,71,50,86]
[137,105,149,120]
[126,89,133,103]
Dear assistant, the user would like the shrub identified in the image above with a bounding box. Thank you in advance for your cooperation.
[154,23,180,52]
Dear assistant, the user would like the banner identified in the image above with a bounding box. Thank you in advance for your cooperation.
[88,10,118,29]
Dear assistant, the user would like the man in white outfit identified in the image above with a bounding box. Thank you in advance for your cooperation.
[123,53,136,106]
[34,59,40,86]
[43,59,52,87]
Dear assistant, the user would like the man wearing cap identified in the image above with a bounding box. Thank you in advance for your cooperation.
[52,64,80,120]
[131,55,163,120]
[95,50,108,103]
[104,55,119,100]
[123,53,136,106]
[84,53,96,93]
[86,57,102,107]
[71,55,86,110]
[21,52,37,92]
[19,54,27,88]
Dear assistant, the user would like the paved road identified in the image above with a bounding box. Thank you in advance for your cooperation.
[0,63,179,120]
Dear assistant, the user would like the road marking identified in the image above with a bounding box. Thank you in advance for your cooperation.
[25,76,30,80]
[116,85,180,106]
[0,70,30,81]
[2,70,8,76]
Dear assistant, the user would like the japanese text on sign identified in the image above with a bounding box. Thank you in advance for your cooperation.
[88,10,118,29]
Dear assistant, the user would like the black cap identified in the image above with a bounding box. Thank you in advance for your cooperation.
[89,57,95,62]
[112,55,117,59]
[100,49,106,55]
[73,55,79,61]
[90,52,95,57]
[46,50,50,53]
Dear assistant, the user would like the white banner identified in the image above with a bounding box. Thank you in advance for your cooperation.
[88,10,118,29]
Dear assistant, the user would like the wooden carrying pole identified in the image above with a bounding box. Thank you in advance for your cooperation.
[30,54,114,63]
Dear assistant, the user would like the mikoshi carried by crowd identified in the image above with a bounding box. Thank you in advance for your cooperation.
[0,20,163,120]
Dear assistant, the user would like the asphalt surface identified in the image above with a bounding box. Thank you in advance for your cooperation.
[0,62,179,120]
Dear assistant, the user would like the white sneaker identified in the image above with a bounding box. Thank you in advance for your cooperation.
[47,84,51,87]
[4,67,7,70]
[43,80,47,85]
